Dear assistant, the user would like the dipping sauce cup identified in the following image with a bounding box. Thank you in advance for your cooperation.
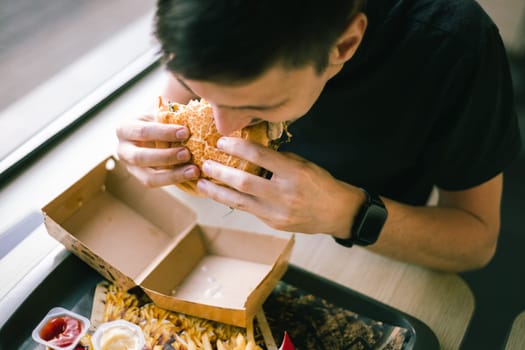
[32,307,91,350]
[91,320,145,350]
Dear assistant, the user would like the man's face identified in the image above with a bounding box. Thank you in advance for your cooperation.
[177,63,336,135]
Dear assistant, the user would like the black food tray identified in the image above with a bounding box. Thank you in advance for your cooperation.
[0,254,439,350]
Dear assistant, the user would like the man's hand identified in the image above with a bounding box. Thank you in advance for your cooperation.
[116,114,200,187]
[196,136,365,235]
[195,136,502,272]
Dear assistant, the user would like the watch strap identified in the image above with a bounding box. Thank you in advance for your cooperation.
[334,189,387,247]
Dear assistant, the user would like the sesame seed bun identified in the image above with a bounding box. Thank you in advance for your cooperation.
[155,98,285,196]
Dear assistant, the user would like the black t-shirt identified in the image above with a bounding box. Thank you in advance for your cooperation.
[280,0,522,205]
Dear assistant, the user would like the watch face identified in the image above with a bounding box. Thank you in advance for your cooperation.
[353,195,387,245]
[334,192,387,248]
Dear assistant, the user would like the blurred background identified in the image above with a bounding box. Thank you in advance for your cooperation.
[0,1,524,349]
[0,0,154,111]
[0,0,157,164]
[462,2,525,350]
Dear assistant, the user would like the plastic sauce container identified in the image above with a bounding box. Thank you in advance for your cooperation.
[91,320,145,350]
[32,307,91,350]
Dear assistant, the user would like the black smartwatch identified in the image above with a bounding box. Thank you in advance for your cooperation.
[334,189,388,247]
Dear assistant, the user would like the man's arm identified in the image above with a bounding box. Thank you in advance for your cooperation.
[367,174,502,272]
[196,137,503,272]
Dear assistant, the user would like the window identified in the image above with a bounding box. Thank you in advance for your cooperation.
[0,0,159,177]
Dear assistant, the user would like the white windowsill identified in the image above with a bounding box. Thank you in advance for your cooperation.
[0,10,159,167]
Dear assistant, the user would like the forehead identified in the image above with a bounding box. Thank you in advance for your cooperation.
[182,64,318,103]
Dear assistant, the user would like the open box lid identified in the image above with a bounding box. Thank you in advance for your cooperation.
[42,156,198,289]
[42,156,294,326]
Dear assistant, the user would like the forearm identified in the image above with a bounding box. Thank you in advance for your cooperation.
[368,199,498,272]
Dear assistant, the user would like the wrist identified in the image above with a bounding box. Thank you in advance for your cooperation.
[333,188,388,247]
[332,185,367,240]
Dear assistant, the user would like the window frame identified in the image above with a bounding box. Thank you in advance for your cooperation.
[0,11,161,182]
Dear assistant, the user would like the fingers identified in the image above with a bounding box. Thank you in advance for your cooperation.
[216,137,298,176]
[116,115,194,168]
[115,115,200,188]
[117,139,191,167]
[116,116,189,143]
[197,179,257,211]
[201,160,271,196]
[126,164,200,188]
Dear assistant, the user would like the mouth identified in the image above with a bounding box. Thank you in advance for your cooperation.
[245,118,295,143]
[246,118,264,127]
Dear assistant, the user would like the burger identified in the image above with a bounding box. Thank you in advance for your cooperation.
[155,97,291,195]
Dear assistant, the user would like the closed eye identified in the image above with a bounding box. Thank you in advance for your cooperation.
[219,100,288,112]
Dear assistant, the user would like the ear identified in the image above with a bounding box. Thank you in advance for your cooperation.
[329,13,368,65]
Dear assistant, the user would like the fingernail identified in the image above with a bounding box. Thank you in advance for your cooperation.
[177,149,190,161]
[184,167,198,179]
[176,128,189,139]
[217,137,226,149]
[197,179,207,191]
[202,160,211,173]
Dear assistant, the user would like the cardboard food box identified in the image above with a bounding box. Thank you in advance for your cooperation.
[42,156,294,327]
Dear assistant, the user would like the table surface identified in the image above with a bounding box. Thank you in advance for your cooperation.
[0,66,474,350]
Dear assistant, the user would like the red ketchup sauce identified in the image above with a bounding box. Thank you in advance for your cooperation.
[39,315,83,348]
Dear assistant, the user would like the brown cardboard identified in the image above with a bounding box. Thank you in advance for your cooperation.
[42,156,294,327]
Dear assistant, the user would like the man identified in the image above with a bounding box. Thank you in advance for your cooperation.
[116,0,522,272]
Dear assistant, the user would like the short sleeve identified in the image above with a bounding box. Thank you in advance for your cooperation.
[425,23,522,191]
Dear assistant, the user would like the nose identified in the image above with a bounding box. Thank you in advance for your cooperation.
[211,106,253,135]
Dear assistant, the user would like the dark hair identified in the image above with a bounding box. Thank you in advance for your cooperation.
[155,0,366,83]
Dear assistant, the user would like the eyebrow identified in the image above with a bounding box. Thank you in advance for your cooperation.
[217,99,289,111]
[175,76,288,111]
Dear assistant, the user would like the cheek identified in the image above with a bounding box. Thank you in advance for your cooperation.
[286,84,325,119]
[259,109,297,123]
[285,98,318,120]
[260,102,312,123]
